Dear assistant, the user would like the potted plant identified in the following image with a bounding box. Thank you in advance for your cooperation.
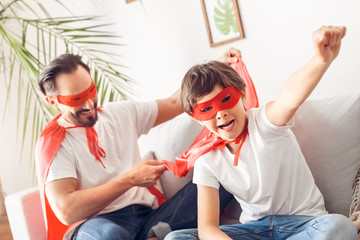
[0,0,133,174]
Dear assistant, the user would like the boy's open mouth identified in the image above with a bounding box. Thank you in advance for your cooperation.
[218,120,234,130]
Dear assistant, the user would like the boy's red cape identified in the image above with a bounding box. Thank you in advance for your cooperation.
[163,58,259,178]
[35,112,166,240]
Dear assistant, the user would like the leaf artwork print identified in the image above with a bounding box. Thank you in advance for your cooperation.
[214,0,239,35]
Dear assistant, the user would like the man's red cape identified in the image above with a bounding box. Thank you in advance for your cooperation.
[35,113,166,240]
[163,58,259,178]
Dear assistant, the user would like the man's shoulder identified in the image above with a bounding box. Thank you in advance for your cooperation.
[102,100,156,112]
[98,100,157,125]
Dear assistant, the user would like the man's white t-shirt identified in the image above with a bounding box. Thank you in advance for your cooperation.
[46,100,158,239]
[193,105,328,224]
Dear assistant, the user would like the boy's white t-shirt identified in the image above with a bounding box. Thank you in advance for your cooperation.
[46,100,158,239]
[193,105,328,224]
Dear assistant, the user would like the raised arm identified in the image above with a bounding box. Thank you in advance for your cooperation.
[266,26,346,126]
[197,184,232,240]
[154,48,242,127]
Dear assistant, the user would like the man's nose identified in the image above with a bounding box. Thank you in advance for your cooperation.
[83,98,95,109]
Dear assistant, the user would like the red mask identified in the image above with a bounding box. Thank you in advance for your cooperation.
[55,81,97,107]
[192,86,243,121]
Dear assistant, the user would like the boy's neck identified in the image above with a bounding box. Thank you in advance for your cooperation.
[226,142,240,154]
[225,118,248,155]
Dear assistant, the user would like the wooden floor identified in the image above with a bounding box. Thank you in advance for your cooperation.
[0,216,13,240]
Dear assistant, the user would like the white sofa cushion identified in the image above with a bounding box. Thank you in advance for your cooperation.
[292,90,360,216]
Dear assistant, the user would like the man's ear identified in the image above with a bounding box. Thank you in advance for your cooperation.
[45,96,59,109]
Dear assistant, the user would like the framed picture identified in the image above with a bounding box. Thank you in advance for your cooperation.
[201,0,245,47]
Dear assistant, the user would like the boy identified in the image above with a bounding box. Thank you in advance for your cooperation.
[165,26,357,239]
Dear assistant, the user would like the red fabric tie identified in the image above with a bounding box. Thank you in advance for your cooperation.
[231,123,248,166]
[85,127,106,168]
[147,186,167,205]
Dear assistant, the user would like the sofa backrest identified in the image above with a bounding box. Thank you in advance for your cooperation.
[292,91,360,216]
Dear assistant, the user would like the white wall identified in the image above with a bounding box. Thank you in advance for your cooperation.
[1,0,360,195]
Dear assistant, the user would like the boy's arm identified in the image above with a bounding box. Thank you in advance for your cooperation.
[266,26,346,126]
[197,184,232,240]
[154,48,241,127]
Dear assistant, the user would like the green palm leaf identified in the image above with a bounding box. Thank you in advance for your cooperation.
[214,0,239,35]
[1,0,133,179]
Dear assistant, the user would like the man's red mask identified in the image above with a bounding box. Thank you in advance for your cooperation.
[55,81,97,107]
[191,86,243,121]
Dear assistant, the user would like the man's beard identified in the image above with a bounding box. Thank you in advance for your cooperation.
[72,102,98,127]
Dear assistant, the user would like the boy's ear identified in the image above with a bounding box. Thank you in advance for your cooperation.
[45,96,59,109]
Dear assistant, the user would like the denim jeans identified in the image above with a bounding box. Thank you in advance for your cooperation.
[71,181,233,240]
[165,214,357,240]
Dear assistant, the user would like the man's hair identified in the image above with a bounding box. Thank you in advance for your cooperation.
[181,61,246,115]
[38,53,90,96]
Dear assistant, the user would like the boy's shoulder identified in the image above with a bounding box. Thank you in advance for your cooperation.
[195,147,233,169]
[248,104,294,132]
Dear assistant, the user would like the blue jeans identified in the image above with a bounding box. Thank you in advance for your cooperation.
[71,181,233,240]
[165,214,357,240]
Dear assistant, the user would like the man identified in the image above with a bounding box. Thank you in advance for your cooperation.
[36,49,239,240]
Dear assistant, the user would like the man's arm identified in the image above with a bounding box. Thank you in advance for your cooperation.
[154,89,183,127]
[266,26,346,126]
[45,159,166,225]
[154,48,242,127]
[197,184,232,240]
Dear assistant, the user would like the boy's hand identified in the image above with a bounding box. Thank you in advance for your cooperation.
[313,26,346,64]
[218,47,242,64]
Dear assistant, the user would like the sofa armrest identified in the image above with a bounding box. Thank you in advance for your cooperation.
[5,187,46,240]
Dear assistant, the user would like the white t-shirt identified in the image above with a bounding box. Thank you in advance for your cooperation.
[193,105,327,224]
[46,100,158,239]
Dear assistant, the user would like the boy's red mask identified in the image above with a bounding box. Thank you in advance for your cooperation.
[191,86,243,121]
[55,81,97,107]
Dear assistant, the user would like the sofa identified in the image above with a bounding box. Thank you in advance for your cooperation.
[5,90,360,239]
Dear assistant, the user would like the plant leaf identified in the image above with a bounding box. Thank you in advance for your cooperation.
[214,0,239,35]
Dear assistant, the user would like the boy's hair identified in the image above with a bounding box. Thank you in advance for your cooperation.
[38,53,90,96]
[181,60,246,115]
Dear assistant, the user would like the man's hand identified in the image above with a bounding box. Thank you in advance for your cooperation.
[217,47,242,64]
[312,26,346,64]
[125,159,167,187]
